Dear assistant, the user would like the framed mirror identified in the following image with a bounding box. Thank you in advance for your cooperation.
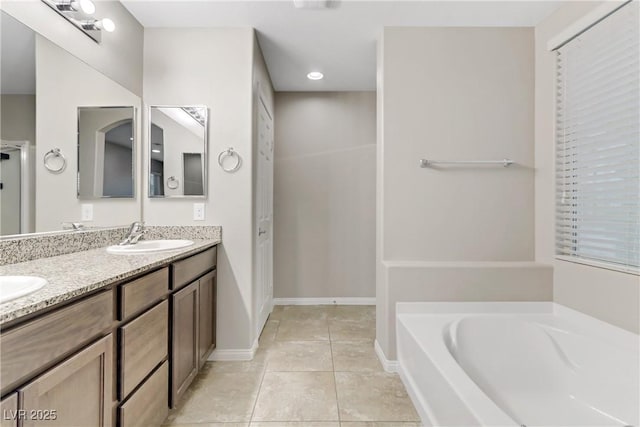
[77,106,136,199]
[148,106,208,198]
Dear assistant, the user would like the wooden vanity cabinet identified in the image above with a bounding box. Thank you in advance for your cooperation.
[169,249,217,407]
[0,245,217,427]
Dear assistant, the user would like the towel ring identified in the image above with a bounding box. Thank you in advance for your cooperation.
[43,148,66,174]
[218,147,242,173]
[167,176,179,190]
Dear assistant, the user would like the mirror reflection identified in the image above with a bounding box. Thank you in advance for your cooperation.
[0,11,36,236]
[0,10,143,236]
[77,107,135,199]
[149,106,207,198]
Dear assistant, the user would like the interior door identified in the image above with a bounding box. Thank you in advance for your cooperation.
[255,95,274,337]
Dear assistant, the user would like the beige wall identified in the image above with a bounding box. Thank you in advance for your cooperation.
[144,28,274,353]
[0,95,35,144]
[36,36,141,232]
[1,0,143,96]
[382,27,535,262]
[377,27,552,361]
[534,1,640,334]
[273,92,376,300]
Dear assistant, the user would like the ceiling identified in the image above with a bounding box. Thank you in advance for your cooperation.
[124,1,565,91]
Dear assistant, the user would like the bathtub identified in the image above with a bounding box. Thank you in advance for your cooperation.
[396,302,639,427]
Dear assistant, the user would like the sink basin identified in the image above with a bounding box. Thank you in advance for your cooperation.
[0,276,47,304]
[106,239,194,254]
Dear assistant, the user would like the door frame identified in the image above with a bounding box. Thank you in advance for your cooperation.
[1,139,31,234]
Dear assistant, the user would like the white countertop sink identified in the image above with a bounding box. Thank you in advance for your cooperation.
[106,239,195,254]
[0,276,47,304]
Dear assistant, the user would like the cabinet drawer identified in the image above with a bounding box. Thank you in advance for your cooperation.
[0,290,114,395]
[119,300,168,399]
[120,268,168,321]
[119,361,169,427]
[172,246,216,290]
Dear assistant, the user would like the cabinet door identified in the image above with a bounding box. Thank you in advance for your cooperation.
[19,335,113,427]
[0,393,18,427]
[198,270,216,368]
[170,281,199,408]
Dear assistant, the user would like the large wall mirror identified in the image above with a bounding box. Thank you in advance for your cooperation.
[1,11,36,236]
[78,106,136,199]
[0,10,142,236]
[149,106,207,198]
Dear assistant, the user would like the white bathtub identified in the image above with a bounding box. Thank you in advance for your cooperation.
[396,302,639,427]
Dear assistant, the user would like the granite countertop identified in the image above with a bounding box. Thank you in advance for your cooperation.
[0,238,220,326]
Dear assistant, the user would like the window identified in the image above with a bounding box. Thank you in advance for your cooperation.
[555,2,639,272]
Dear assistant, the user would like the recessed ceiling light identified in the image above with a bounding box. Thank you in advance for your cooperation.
[152,149,161,154]
[307,71,324,80]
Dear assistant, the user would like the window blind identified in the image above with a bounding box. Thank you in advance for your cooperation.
[555,2,640,271]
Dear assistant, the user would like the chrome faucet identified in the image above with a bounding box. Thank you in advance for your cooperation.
[62,222,85,231]
[119,221,146,245]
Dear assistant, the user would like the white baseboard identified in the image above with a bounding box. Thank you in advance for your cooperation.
[273,297,376,306]
[374,339,398,373]
[209,337,259,361]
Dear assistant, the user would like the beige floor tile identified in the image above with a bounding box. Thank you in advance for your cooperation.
[329,320,375,341]
[277,319,330,341]
[268,306,285,321]
[165,423,249,427]
[267,341,333,371]
[331,341,382,372]
[280,305,332,321]
[340,423,422,427]
[259,319,280,349]
[252,372,339,421]
[328,306,375,322]
[335,372,420,422]
[252,423,340,427]
[209,350,268,374]
[166,370,263,423]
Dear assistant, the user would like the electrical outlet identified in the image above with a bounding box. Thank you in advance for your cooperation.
[193,203,205,221]
[81,204,93,221]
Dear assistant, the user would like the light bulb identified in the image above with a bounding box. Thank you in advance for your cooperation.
[97,18,115,32]
[73,0,95,14]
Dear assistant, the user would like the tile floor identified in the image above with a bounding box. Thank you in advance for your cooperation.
[164,305,421,427]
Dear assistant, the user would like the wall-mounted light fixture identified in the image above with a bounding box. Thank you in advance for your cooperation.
[80,18,116,33]
[54,0,95,14]
[41,0,115,43]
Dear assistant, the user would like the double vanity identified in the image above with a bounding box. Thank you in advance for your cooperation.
[0,227,221,427]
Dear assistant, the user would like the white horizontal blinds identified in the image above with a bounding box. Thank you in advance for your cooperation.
[555,2,640,270]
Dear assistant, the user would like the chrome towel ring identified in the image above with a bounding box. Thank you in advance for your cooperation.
[43,148,67,173]
[166,176,179,189]
[218,147,242,173]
